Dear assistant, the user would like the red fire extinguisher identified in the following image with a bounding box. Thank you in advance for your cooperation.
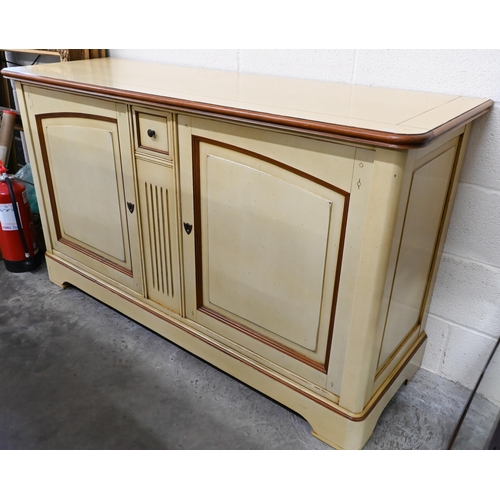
[0,160,41,273]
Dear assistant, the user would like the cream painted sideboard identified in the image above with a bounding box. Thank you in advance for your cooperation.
[2,59,493,449]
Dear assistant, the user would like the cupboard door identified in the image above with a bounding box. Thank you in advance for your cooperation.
[179,117,356,387]
[136,158,181,314]
[25,87,143,293]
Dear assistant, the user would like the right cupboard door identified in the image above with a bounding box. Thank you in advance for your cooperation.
[179,116,357,388]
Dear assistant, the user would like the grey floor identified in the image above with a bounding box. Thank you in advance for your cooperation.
[0,259,493,450]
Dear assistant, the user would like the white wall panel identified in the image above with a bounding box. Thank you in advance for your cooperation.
[422,315,449,373]
[353,50,500,98]
[239,49,356,82]
[108,49,239,71]
[441,325,497,390]
[444,184,500,267]
[460,108,500,190]
[429,255,500,340]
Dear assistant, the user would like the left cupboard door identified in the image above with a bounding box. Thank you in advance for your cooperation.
[23,86,143,294]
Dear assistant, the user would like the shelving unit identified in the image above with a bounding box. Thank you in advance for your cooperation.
[0,49,106,171]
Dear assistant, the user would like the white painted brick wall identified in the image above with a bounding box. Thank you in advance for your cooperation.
[239,50,357,83]
[109,49,500,403]
[110,49,239,71]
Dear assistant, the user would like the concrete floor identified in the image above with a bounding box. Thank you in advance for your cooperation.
[0,258,487,450]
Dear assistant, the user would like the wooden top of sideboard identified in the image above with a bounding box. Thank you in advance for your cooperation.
[2,57,493,149]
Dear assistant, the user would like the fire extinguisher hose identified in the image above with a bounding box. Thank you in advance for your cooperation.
[4,175,31,258]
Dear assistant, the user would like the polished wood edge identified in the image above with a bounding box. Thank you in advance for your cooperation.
[3,70,493,149]
[45,252,427,423]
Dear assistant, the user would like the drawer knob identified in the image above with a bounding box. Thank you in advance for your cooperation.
[147,129,156,138]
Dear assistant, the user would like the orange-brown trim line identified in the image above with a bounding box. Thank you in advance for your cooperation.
[198,306,326,373]
[36,114,63,240]
[137,145,170,157]
[191,136,350,374]
[59,238,133,277]
[4,70,493,150]
[46,252,427,422]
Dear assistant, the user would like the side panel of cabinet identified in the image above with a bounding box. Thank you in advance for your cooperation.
[23,86,143,294]
[136,158,181,315]
[179,115,357,389]
[376,138,459,372]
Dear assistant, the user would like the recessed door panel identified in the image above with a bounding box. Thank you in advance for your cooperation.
[181,121,353,385]
[45,122,127,263]
[205,153,332,352]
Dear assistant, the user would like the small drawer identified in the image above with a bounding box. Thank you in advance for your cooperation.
[135,109,172,158]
